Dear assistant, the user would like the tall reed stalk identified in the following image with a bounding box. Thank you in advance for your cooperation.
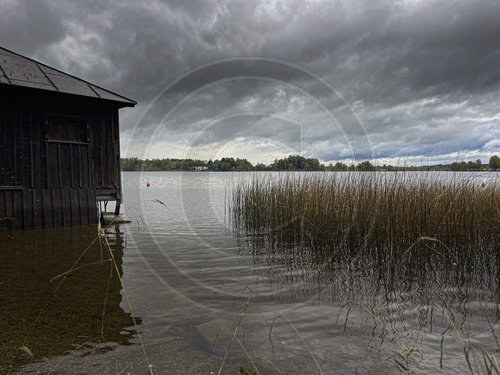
[232,172,500,254]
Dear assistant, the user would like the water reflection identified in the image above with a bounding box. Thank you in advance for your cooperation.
[0,225,140,374]
[119,171,499,372]
[238,235,500,351]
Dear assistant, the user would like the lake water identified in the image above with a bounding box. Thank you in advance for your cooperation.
[1,171,499,374]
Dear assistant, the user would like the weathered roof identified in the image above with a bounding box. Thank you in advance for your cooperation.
[0,47,136,107]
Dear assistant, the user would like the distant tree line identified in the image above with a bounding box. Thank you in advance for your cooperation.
[121,155,500,172]
[450,156,500,171]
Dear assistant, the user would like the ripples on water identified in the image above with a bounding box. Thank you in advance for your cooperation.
[1,171,499,374]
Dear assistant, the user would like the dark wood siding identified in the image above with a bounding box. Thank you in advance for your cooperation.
[89,108,121,195]
[0,85,122,229]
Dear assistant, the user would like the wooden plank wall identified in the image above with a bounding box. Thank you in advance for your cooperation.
[0,189,97,229]
[89,108,121,191]
[0,86,122,229]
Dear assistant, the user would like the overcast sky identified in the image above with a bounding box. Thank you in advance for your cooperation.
[1,0,499,165]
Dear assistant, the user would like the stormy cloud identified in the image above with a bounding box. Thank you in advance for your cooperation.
[1,0,499,164]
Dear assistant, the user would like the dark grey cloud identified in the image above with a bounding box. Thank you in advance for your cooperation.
[0,0,65,55]
[0,0,499,164]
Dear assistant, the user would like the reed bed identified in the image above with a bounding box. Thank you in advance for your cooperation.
[232,172,500,254]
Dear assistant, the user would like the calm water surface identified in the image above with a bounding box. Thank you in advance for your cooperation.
[1,171,499,374]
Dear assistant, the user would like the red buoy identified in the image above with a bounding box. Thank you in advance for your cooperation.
[147,182,150,187]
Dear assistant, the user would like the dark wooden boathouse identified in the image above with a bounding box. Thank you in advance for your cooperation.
[0,47,136,230]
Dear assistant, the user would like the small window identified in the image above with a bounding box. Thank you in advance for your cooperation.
[47,114,89,143]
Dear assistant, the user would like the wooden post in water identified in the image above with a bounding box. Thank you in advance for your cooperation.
[114,199,121,216]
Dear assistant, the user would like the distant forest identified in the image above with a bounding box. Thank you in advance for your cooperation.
[121,155,500,172]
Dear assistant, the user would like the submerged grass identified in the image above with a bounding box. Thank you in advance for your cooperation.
[232,172,500,255]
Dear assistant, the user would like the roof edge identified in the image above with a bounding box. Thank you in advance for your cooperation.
[0,46,137,107]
